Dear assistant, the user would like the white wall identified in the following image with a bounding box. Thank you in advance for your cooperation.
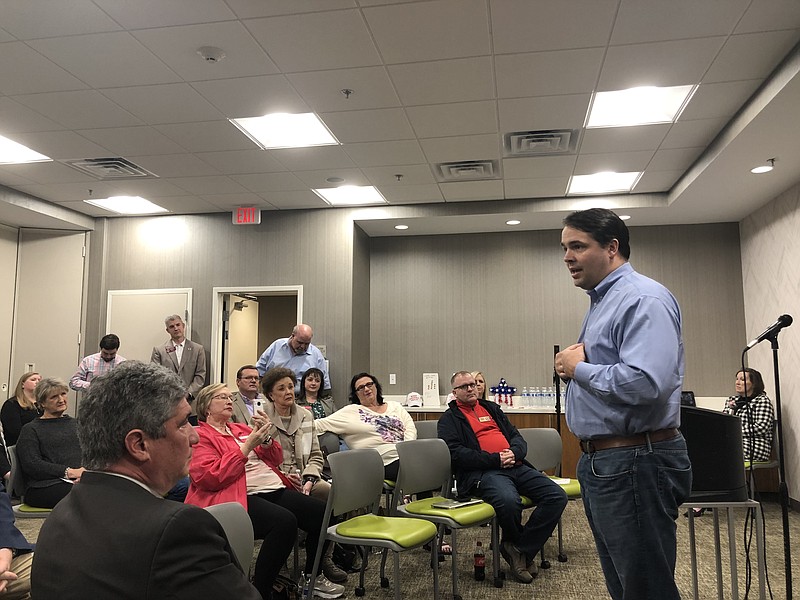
[0,225,18,398]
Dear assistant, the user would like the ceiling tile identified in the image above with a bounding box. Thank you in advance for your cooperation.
[192,76,309,118]
[580,125,670,154]
[260,190,328,209]
[490,0,617,54]
[294,168,369,188]
[362,164,435,185]
[440,180,503,201]
[0,161,95,184]
[704,31,800,83]
[502,155,577,179]
[0,170,36,187]
[406,101,497,138]
[155,121,256,152]
[0,42,88,95]
[111,178,191,198]
[225,0,356,18]
[269,146,356,171]
[660,117,727,150]
[287,67,400,112]
[196,149,286,174]
[144,195,222,213]
[498,95,591,132]
[76,126,186,156]
[168,175,250,195]
[364,0,490,63]
[9,90,143,129]
[57,199,124,217]
[127,154,222,178]
[388,57,494,106]
[0,1,122,39]
[198,192,270,209]
[93,0,236,28]
[633,169,683,193]
[378,184,443,204]
[679,80,762,120]
[28,32,182,88]
[13,180,121,202]
[419,134,500,163]
[102,83,225,124]
[598,37,726,91]
[610,0,750,45]
[133,22,279,82]
[575,150,655,174]
[496,48,604,99]
[9,131,111,160]
[245,10,381,72]
[647,147,704,172]
[735,2,800,33]
[321,108,415,143]
[504,177,569,199]
[342,140,426,167]
[0,98,66,133]
[230,172,308,192]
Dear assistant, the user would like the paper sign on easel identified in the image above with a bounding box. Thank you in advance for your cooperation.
[422,373,440,407]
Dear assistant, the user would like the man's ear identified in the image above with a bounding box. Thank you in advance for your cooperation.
[607,238,619,258]
[123,429,150,462]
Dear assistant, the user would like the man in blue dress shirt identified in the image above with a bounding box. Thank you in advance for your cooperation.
[555,208,691,600]
[256,324,330,391]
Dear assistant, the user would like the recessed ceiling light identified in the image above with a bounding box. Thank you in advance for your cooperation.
[326,177,344,183]
[230,113,339,149]
[568,172,641,195]
[84,196,168,215]
[313,185,387,207]
[750,158,775,174]
[506,219,521,226]
[587,85,696,128]
[0,134,52,164]
[394,224,409,230]
[619,215,631,221]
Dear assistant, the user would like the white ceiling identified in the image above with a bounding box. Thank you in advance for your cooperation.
[1,0,799,235]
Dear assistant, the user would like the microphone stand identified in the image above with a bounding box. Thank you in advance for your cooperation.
[552,345,562,435]
[767,333,792,599]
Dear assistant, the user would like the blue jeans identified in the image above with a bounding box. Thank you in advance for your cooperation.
[476,465,567,561]
[578,434,692,600]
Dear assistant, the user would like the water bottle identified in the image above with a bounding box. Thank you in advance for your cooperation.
[521,387,528,408]
[298,572,311,599]
[532,387,541,408]
[473,541,486,581]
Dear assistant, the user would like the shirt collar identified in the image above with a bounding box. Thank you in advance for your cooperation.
[587,262,632,302]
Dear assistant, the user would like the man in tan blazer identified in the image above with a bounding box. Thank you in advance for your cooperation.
[151,315,206,418]
[229,364,264,425]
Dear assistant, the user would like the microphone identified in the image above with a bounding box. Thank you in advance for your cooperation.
[745,314,793,349]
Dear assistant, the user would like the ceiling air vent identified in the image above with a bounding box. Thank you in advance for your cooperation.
[63,157,158,180]
[435,160,500,182]
[504,129,578,157]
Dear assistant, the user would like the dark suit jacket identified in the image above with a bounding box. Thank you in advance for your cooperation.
[31,472,260,600]
[150,339,207,400]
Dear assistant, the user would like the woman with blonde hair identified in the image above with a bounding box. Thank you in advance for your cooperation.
[471,371,488,401]
[1,372,42,446]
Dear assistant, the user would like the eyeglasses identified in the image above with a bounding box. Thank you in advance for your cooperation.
[211,394,232,401]
[355,381,376,393]
[239,376,259,381]
[453,382,477,391]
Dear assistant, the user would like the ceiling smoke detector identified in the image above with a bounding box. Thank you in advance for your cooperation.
[504,129,579,157]
[197,46,226,63]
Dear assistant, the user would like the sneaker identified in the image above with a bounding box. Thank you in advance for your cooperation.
[322,554,348,583]
[501,541,533,584]
[313,574,345,599]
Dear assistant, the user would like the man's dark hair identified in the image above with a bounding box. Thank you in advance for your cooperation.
[236,364,258,379]
[563,208,631,260]
[99,334,121,351]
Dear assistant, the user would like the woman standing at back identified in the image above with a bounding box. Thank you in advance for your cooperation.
[2,372,42,446]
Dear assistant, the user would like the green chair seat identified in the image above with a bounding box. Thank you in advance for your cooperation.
[550,476,581,497]
[15,504,52,514]
[336,514,437,548]
[404,496,496,526]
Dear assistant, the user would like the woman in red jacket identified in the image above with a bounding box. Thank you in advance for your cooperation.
[185,383,343,600]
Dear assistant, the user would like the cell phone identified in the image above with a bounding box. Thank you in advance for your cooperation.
[254,399,265,413]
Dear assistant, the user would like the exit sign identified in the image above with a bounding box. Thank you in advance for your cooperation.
[232,207,261,225]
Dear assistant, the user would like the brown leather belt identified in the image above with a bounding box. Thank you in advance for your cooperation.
[580,428,680,453]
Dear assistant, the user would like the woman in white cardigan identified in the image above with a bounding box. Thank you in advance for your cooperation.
[314,372,417,481]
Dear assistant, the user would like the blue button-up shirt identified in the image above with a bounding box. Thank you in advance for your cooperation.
[255,337,331,390]
[565,262,684,439]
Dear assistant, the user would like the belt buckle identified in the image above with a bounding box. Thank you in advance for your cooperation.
[580,439,595,453]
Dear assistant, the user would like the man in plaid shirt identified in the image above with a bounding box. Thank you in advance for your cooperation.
[69,334,126,391]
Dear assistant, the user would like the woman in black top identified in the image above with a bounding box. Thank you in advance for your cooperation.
[1,372,41,446]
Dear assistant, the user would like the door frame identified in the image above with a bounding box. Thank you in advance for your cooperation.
[210,285,303,383]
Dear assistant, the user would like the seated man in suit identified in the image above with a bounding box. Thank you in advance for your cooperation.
[31,361,260,600]
[229,364,264,424]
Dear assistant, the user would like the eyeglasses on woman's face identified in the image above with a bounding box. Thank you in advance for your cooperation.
[355,381,376,393]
